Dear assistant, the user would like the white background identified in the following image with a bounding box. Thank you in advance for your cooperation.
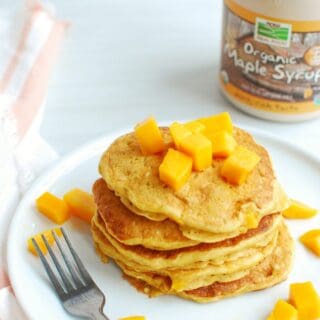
[4,0,320,155]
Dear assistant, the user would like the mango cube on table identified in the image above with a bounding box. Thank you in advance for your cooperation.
[64,189,97,223]
[198,112,233,135]
[290,282,320,320]
[134,117,165,155]
[36,192,70,224]
[169,122,192,149]
[267,300,298,320]
[159,148,192,191]
[206,130,237,158]
[27,228,62,256]
[220,146,260,185]
[300,230,320,256]
[179,133,212,171]
[283,200,318,219]
[184,120,205,134]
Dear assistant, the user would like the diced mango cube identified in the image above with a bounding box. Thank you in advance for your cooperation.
[119,317,146,320]
[171,278,186,291]
[159,148,192,191]
[36,192,70,224]
[169,122,192,149]
[27,228,62,256]
[134,117,165,155]
[63,189,97,223]
[198,112,233,134]
[220,146,260,185]
[245,211,259,229]
[184,120,206,134]
[290,282,320,320]
[207,130,237,158]
[300,230,320,256]
[267,300,298,320]
[179,134,212,171]
[283,200,318,219]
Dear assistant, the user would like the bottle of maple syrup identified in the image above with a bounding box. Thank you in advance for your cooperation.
[220,0,320,121]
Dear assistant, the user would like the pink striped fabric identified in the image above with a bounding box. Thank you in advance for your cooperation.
[0,270,9,289]
[12,19,68,140]
[0,1,67,319]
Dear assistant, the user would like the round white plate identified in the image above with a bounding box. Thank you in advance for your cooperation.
[7,127,320,320]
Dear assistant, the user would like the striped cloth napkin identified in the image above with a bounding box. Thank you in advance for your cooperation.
[0,1,67,318]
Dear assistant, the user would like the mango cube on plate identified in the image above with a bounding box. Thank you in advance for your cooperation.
[283,200,318,219]
[64,188,97,223]
[169,122,192,149]
[36,192,70,224]
[198,112,233,134]
[159,148,192,191]
[184,120,205,134]
[220,146,260,185]
[119,317,146,320]
[207,130,237,158]
[300,230,320,256]
[179,133,212,171]
[134,117,165,155]
[27,229,62,256]
[267,300,298,320]
[290,282,320,320]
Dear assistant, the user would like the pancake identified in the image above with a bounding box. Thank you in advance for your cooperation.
[92,220,278,291]
[92,211,281,270]
[93,178,282,250]
[93,178,198,250]
[93,216,277,272]
[100,127,289,234]
[119,195,167,222]
[110,222,294,303]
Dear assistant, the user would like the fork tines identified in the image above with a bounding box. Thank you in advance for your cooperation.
[32,228,93,300]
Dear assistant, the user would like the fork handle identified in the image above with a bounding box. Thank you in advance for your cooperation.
[88,310,110,320]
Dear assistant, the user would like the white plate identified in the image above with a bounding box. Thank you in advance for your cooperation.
[7,126,320,320]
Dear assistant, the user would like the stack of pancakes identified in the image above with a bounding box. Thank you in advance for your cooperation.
[91,127,294,303]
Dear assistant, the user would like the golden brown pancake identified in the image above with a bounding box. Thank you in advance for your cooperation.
[93,178,198,250]
[100,127,289,234]
[93,178,282,250]
[92,218,279,291]
[110,222,294,303]
[92,211,280,270]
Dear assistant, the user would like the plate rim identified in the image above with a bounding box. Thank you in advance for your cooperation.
[7,124,320,320]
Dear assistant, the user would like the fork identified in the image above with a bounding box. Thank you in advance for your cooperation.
[32,228,110,320]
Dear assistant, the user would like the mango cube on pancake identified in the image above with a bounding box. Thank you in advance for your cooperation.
[169,122,192,149]
[245,211,259,229]
[221,146,260,185]
[134,117,165,155]
[207,130,237,158]
[289,282,320,320]
[179,133,212,171]
[159,148,192,191]
[184,120,206,134]
[283,200,318,219]
[198,112,233,135]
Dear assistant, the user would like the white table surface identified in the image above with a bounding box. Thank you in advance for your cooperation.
[10,0,320,155]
